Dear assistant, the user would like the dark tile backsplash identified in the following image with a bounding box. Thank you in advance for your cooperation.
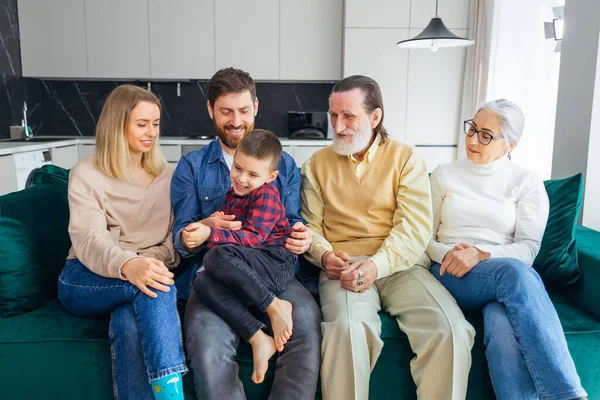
[36,80,333,138]
[0,0,22,139]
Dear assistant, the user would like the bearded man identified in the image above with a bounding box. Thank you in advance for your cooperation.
[300,75,475,400]
[170,67,321,400]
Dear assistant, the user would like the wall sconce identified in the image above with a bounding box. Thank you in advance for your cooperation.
[544,6,564,52]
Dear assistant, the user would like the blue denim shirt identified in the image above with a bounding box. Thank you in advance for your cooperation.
[171,139,304,258]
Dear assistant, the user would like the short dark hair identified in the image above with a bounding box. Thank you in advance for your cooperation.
[207,67,256,107]
[331,75,388,143]
[236,129,282,171]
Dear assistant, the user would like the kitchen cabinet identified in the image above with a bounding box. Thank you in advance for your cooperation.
[343,0,470,171]
[181,144,206,156]
[280,0,342,80]
[18,0,88,78]
[0,155,18,195]
[293,145,323,167]
[51,145,79,170]
[85,0,151,79]
[149,0,215,79]
[78,144,96,159]
[215,0,280,80]
[160,144,182,163]
[18,0,345,81]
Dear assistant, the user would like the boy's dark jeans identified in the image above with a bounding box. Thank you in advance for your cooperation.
[193,245,296,342]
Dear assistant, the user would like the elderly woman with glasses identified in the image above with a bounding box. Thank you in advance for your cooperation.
[426,99,587,400]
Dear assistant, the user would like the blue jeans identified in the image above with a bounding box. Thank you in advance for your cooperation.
[431,258,586,400]
[58,259,188,400]
[186,272,322,400]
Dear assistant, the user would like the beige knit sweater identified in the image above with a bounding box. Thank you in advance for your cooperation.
[66,156,179,279]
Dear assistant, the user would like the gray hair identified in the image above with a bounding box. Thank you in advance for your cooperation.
[477,99,525,158]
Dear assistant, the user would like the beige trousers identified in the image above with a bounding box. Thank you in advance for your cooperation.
[319,261,475,400]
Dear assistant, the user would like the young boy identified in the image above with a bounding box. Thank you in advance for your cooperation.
[190,129,297,384]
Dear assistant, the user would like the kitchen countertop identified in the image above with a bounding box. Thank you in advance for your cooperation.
[0,136,333,156]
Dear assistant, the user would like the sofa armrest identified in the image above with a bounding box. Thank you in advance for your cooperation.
[567,225,600,318]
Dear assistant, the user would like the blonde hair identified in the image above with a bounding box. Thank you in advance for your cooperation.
[94,84,168,180]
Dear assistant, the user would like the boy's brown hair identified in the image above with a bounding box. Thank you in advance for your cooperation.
[236,129,282,171]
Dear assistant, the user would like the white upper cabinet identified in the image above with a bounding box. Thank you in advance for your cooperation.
[18,0,345,80]
[405,28,467,146]
[280,0,343,80]
[85,0,151,79]
[410,0,470,29]
[345,0,410,28]
[149,0,215,79]
[18,0,88,78]
[214,0,280,80]
[344,28,410,142]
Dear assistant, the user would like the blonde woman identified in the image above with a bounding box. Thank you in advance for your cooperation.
[57,85,186,400]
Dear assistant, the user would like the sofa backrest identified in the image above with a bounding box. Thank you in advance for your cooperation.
[0,177,71,317]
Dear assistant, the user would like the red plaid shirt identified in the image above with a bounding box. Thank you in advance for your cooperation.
[207,183,292,248]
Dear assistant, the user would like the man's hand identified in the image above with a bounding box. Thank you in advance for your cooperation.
[440,242,490,278]
[321,250,350,280]
[181,222,211,250]
[121,257,175,298]
[285,221,313,255]
[201,212,242,230]
[340,259,377,292]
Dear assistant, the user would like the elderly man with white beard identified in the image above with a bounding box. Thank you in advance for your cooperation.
[300,75,475,400]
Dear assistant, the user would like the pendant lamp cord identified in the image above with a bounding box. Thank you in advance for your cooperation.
[435,0,439,18]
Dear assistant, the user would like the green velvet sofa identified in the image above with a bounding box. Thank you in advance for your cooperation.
[1,165,599,400]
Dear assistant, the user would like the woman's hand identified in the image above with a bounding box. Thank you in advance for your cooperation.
[440,243,490,278]
[121,257,175,298]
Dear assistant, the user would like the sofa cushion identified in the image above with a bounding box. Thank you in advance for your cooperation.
[0,183,71,317]
[29,164,70,187]
[568,226,600,319]
[533,174,584,288]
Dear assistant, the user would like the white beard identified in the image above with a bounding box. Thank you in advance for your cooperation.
[331,118,373,156]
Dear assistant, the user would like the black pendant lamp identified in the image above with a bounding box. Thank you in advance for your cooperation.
[397,0,475,51]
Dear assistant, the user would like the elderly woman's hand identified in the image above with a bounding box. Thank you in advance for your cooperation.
[440,243,490,278]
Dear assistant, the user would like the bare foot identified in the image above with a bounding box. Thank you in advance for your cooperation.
[266,298,293,352]
[248,330,276,384]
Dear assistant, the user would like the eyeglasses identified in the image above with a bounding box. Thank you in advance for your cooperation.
[463,120,504,145]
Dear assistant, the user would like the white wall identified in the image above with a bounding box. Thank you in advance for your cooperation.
[343,0,470,171]
[553,0,600,229]
[585,39,600,229]
[486,0,562,179]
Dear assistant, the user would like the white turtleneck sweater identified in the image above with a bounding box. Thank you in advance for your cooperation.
[426,156,549,266]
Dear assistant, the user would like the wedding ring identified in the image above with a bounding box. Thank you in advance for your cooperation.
[357,278,364,286]
[145,278,151,285]
[358,269,364,278]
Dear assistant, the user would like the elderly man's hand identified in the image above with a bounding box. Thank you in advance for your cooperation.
[340,259,377,292]
[285,222,313,255]
[321,250,350,280]
[441,242,490,278]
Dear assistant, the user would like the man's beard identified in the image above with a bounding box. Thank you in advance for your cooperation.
[331,118,373,156]
[214,120,255,149]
